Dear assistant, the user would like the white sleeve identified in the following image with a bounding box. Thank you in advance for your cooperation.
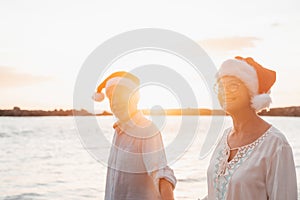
[142,131,177,190]
[200,195,208,200]
[266,144,297,200]
[155,165,177,189]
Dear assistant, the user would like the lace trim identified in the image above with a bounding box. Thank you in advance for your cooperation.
[226,128,270,170]
[213,126,272,199]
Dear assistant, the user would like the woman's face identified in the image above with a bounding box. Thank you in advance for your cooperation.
[215,76,251,114]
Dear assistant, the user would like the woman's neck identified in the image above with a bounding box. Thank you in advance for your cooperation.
[230,108,262,136]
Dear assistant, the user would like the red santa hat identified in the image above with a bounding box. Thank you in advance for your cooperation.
[216,56,276,112]
[92,71,140,102]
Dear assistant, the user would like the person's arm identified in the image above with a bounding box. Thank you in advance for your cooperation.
[159,178,175,200]
[141,129,177,197]
[113,121,124,135]
[266,144,297,199]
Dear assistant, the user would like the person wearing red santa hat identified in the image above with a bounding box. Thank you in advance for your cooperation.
[202,57,297,200]
[93,71,176,200]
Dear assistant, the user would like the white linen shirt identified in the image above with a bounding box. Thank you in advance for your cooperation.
[104,112,176,200]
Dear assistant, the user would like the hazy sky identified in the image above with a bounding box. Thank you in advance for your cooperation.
[1,0,300,112]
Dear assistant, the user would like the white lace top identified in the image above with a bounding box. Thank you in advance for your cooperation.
[206,126,297,200]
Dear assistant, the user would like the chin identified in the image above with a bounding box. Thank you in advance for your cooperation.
[221,102,239,114]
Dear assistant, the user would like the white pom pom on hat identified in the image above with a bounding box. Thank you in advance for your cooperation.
[251,93,272,112]
[216,56,276,112]
[92,71,140,102]
[92,92,105,102]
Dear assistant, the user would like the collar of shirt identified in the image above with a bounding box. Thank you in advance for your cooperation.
[116,111,159,139]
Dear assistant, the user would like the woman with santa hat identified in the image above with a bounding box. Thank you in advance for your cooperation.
[203,56,297,200]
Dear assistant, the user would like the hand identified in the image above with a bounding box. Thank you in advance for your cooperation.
[159,178,175,200]
[113,122,124,135]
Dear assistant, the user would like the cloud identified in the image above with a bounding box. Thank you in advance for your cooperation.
[199,36,261,52]
[0,66,53,88]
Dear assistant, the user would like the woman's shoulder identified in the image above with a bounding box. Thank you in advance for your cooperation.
[212,127,231,148]
[268,125,289,145]
[220,127,232,139]
[265,126,292,148]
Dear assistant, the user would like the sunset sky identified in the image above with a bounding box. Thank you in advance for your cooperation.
[1,0,300,112]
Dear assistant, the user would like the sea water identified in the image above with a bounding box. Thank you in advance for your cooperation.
[1,116,299,199]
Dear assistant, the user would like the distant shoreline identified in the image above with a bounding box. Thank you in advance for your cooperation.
[1,106,300,117]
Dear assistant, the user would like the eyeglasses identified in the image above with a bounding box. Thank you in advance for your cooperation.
[213,81,241,94]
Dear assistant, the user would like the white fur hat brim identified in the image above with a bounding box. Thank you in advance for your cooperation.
[217,59,258,96]
[217,58,272,112]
